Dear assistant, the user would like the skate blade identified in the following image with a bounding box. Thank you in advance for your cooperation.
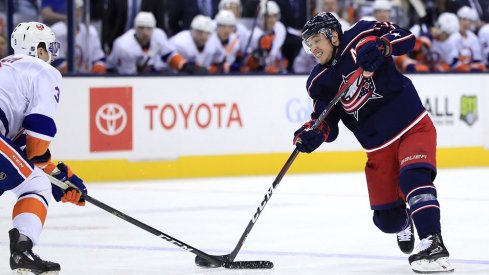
[12,269,59,275]
[411,257,454,273]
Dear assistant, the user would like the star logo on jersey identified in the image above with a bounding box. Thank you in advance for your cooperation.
[340,71,382,120]
[391,32,401,37]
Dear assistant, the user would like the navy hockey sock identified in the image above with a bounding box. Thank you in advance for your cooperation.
[400,168,441,239]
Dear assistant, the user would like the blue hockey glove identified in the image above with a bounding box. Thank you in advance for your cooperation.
[293,120,329,153]
[49,162,87,206]
[355,36,392,72]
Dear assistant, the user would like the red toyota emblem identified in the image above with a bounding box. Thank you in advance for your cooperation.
[36,23,44,30]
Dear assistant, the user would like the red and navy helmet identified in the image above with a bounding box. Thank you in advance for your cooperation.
[302,12,342,42]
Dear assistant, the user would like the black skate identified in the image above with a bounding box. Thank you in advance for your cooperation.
[409,233,454,273]
[396,215,415,254]
[9,228,60,275]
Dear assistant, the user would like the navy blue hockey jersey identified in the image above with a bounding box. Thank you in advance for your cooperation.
[306,20,428,151]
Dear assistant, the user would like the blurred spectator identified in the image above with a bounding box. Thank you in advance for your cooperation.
[107,12,195,74]
[212,10,240,72]
[40,0,67,25]
[317,0,351,30]
[14,0,40,26]
[446,0,489,24]
[218,0,250,54]
[431,12,459,71]
[449,6,486,71]
[0,33,7,59]
[51,0,106,74]
[292,48,317,73]
[478,22,489,66]
[274,0,308,72]
[170,15,221,73]
[140,0,169,33]
[168,0,220,36]
[395,35,432,73]
[244,1,288,73]
[372,0,391,22]
[102,0,142,53]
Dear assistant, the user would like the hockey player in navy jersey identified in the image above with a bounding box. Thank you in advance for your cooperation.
[293,12,454,273]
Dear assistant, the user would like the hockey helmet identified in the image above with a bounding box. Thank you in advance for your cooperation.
[215,10,237,26]
[191,15,214,33]
[135,12,156,28]
[75,0,83,8]
[372,0,392,11]
[457,6,479,21]
[302,12,342,54]
[218,0,241,11]
[260,1,280,17]
[10,22,59,63]
[436,12,459,35]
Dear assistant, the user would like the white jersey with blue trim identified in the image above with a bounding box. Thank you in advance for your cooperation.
[0,54,62,141]
[170,30,225,69]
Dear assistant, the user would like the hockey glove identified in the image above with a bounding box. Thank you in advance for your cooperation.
[181,62,208,75]
[47,162,87,206]
[355,36,392,72]
[293,120,329,153]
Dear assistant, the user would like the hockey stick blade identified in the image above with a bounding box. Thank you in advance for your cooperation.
[195,67,365,268]
[224,260,274,269]
[195,254,273,269]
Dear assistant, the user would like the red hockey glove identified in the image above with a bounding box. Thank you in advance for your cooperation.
[355,36,392,72]
[293,120,329,153]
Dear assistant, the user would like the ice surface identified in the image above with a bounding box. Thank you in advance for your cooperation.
[1,168,488,274]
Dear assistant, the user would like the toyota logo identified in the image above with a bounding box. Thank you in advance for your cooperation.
[95,103,128,136]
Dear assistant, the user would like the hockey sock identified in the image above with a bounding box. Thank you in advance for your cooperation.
[400,168,441,239]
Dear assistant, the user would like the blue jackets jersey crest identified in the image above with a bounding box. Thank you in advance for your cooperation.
[306,20,426,150]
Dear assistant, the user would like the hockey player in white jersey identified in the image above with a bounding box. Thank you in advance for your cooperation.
[449,6,486,71]
[50,0,106,74]
[107,12,199,74]
[170,15,224,72]
[218,0,251,53]
[243,1,288,73]
[211,10,240,72]
[431,12,459,71]
[1,22,87,274]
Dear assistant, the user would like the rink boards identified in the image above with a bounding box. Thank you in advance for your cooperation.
[51,74,489,181]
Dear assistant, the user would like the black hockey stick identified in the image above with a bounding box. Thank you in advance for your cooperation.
[48,175,273,269]
[195,67,367,267]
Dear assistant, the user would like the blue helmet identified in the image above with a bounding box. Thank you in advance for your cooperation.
[302,12,342,42]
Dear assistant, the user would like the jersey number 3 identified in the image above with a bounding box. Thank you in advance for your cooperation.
[54,87,60,103]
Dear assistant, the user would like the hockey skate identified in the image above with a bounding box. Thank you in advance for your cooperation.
[409,233,454,273]
[9,229,60,275]
[397,215,415,254]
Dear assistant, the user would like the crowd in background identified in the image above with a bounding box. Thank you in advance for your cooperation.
[1,0,489,75]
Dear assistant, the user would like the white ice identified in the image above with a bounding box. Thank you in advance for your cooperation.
[1,168,488,274]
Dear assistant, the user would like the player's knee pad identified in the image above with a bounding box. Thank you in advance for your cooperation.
[399,167,438,213]
[12,167,51,205]
[372,204,409,233]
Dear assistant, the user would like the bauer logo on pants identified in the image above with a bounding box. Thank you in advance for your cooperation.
[90,87,133,152]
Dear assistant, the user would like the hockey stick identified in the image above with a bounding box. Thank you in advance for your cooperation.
[48,174,273,269]
[195,67,366,267]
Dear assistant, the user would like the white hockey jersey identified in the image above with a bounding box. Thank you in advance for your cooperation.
[248,21,286,64]
[449,30,483,64]
[51,22,106,73]
[170,30,225,69]
[210,32,240,65]
[0,55,62,142]
[107,28,177,74]
[478,24,489,65]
